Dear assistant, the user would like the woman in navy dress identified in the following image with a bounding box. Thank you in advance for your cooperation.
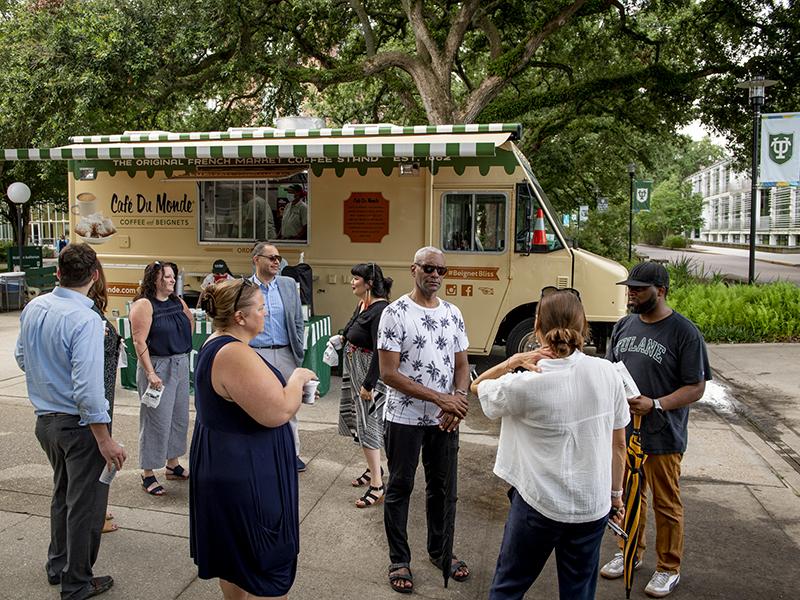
[190,278,318,599]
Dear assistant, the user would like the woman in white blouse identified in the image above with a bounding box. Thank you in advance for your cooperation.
[471,289,629,600]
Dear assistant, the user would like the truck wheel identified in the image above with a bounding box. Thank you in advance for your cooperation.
[505,317,537,357]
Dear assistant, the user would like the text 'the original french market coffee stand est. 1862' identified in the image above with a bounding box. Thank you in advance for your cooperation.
[3,122,627,356]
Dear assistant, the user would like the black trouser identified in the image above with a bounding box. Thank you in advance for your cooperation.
[35,414,109,600]
[383,421,458,565]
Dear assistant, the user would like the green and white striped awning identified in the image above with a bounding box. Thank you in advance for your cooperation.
[3,123,521,162]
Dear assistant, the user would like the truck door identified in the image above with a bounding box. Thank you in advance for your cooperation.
[438,189,511,354]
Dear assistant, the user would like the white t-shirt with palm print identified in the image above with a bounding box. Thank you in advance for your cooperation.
[377,294,469,426]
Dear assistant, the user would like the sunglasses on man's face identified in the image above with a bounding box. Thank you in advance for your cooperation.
[540,286,581,301]
[234,278,257,311]
[256,254,282,263]
[414,263,448,276]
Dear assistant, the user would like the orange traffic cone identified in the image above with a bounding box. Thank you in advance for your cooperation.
[532,208,547,248]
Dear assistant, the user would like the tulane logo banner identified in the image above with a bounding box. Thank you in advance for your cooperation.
[760,113,800,187]
[633,180,652,212]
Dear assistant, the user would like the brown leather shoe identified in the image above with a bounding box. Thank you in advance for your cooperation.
[81,575,114,599]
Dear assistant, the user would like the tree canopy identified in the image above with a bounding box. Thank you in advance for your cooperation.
[0,0,796,247]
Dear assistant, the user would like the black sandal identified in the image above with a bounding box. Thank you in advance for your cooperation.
[430,555,470,582]
[352,466,384,487]
[165,464,189,480]
[388,562,413,594]
[141,474,165,496]
[355,484,385,508]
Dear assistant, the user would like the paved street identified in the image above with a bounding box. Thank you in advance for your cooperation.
[637,244,800,284]
[1,312,800,599]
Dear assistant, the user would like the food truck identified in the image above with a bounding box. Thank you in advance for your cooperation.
[4,122,627,355]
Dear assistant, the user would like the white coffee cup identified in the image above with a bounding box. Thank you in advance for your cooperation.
[302,379,320,405]
[72,192,97,217]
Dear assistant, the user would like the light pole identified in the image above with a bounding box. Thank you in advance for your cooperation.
[7,182,31,272]
[736,75,776,284]
[627,162,636,261]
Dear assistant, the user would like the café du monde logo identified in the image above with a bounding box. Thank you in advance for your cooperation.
[769,133,793,165]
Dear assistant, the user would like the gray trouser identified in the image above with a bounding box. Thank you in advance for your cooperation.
[35,414,109,600]
[253,346,301,454]
[137,354,190,470]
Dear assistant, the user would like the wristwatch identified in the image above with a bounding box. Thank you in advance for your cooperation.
[652,398,664,413]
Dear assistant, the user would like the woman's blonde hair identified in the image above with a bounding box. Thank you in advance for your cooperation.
[534,291,590,358]
[199,279,260,330]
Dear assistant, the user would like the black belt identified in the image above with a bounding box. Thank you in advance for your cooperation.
[255,344,289,349]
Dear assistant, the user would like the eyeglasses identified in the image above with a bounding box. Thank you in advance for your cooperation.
[256,254,282,263]
[233,278,256,311]
[414,263,448,276]
[540,286,581,301]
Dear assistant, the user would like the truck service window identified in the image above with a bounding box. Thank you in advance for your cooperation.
[442,192,506,253]
[199,176,309,243]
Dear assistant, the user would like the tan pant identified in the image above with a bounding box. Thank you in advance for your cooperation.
[619,452,684,573]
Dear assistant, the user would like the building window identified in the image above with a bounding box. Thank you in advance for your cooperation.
[442,192,506,253]
[199,175,308,243]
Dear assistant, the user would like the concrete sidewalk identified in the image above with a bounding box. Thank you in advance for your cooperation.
[686,244,800,268]
[0,311,799,599]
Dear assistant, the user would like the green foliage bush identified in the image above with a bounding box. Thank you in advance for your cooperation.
[663,235,688,249]
[668,277,800,343]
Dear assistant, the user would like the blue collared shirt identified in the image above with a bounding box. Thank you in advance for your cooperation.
[249,274,289,347]
[15,287,109,426]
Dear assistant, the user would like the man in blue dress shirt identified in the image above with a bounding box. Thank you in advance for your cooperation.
[16,243,127,600]
[249,241,307,471]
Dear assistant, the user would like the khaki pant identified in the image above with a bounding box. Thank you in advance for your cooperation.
[618,452,684,573]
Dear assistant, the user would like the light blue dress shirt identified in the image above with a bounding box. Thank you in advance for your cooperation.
[249,274,289,347]
[15,287,109,426]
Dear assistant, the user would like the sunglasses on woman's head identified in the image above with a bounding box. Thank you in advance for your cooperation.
[234,278,256,311]
[540,286,581,301]
[414,263,448,276]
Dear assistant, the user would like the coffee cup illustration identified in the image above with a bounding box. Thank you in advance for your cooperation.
[72,192,97,217]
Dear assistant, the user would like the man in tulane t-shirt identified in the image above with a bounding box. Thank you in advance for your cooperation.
[378,246,471,593]
[600,261,710,598]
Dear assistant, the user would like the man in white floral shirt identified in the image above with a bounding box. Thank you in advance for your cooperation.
[378,246,471,594]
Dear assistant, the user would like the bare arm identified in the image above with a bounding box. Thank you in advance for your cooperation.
[129,299,162,389]
[212,342,317,427]
[470,349,554,394]
[379,349,468,417]
[610,427,626,520]
[179,297,194,331]
[628,381,706,416]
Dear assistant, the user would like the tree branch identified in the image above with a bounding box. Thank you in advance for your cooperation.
[607,0,661,61]
[348,0,377,56]
[442,0,481,75]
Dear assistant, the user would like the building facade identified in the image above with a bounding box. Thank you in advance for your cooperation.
[690,159,800,249]
[0,202,70,249]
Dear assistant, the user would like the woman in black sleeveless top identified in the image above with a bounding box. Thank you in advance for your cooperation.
[190,279,317,599]
[130,261,193,496]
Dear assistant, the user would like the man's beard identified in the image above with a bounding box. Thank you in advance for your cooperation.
[629,294,658,314]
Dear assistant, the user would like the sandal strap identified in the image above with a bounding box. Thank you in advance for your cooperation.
[359,485,385,505]
[141,474,164,494]
[354,469,372,484]
[389,562,410,574]
[166,464,187,477]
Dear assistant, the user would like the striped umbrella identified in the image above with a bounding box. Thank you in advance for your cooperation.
[623,414,647,599]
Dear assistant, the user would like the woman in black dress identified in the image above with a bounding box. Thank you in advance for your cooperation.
[190,279,318,599]
[88,261,123,533]
[337,263,393,508]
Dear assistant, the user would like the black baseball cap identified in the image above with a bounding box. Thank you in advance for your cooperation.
[617,261,669,289]
[212,259,231,274]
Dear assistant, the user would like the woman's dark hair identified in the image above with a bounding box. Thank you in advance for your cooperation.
[199,279,261,330]
[534,290,590,358]
[88,260,108,312]
[350,262,393,299]
[58,243,97,288]
[134,260,179,301]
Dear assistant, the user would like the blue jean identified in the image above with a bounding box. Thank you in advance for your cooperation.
[489,488,607,600]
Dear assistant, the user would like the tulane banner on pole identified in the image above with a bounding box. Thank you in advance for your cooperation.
[633,180,652,212]
[760,112,800,187]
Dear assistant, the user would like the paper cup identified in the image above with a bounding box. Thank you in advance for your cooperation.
[302,380,320,405]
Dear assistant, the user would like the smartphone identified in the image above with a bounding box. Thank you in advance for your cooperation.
[607,506,628,540]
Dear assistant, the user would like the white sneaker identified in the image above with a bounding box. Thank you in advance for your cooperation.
[600,552,642,579]
[645,571,680,597]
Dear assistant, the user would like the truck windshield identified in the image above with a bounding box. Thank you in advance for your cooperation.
[514,181,564,254]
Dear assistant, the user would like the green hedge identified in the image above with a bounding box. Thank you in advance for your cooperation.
[669,280,800,342]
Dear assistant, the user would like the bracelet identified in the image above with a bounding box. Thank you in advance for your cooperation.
[455,389,468,396]
[610,489,623,498]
